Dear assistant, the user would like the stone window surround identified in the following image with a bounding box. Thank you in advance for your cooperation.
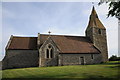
[45,43,55,59]
[79,56,86,64]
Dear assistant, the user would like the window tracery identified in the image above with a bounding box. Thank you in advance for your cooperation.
[46,44,54,59]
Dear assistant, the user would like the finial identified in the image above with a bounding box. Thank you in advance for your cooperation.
[48,31,51,35]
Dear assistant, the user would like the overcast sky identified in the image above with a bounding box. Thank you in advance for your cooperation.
[0,2,118,61]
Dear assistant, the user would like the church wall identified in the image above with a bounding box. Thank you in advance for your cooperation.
[39,38,59,67]
[59,53,102,65]
[85,27,93,42]
[2,50,39,69]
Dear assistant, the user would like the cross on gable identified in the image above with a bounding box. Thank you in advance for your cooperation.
[48,31,51,35]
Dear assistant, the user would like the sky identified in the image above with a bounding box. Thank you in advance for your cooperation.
[0,2,118,61]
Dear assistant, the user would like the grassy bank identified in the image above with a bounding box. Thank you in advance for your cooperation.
[1,61,119,79]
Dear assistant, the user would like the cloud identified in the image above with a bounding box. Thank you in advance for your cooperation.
[2,0,100,2]
[104,17,118,57]
[42,25,84,36]
[1,23,25,61]
[0,2,2,61]
[82,3,109,16]
[96,3,109,16]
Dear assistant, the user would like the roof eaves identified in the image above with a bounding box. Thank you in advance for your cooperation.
[6,35,13,50]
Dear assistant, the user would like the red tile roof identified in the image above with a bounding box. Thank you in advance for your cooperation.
[87,6,105,29]
[40,34,100,53]
[7,34,100,53]
[8,37,37,50]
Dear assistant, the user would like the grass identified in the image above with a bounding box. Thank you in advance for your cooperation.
[1,61,119,80]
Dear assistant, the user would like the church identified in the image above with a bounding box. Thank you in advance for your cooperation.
[2,6,108,69]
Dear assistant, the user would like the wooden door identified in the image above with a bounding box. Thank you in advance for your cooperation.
[80,57,84,65]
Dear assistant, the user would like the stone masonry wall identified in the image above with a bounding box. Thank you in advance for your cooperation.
[93,27,108,62]
[59,53,102,65]
[2,50,39,69]
[86,27,108,62]
[39,37,59,67]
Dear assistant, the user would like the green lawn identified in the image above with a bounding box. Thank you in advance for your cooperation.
[1,61,119,80]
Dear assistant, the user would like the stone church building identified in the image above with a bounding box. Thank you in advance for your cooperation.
[2,7,108,69]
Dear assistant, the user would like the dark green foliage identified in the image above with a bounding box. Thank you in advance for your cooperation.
[98,1,120,20]
[109,55,120,61]
[108,1,120,20]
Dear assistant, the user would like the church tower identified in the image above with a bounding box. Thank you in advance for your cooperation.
[85,6,108,62]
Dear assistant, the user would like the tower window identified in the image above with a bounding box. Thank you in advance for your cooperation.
[46,44,54,59]
[98,29,101,34]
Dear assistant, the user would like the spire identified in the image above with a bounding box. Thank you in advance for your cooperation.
[87,6,105,29]
[90,6,98,19]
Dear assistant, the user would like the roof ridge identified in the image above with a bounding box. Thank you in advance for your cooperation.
[13,36,37,38]
[40,34,86,37]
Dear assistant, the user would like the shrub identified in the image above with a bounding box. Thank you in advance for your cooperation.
[109,55,120,61]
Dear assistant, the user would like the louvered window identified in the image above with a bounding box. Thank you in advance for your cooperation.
[98,29,101,34]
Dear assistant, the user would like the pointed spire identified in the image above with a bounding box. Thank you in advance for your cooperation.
[90,6,98,19]
[92,6,95,14]
[87,6,105,29]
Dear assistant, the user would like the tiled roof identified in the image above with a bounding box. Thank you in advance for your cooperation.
[8,37,37,50]
[7,34,100,53]
[40,34,100,53]
[87,6,105,29]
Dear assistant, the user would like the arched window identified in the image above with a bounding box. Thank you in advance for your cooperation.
[46,44,54,59]
[50,49,53,58]
[46,49,49,58]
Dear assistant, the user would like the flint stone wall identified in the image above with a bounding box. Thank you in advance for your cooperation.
[2,50,39,69]
[86,27,108,62]
[39,38,59,67]
[59,53,102,65]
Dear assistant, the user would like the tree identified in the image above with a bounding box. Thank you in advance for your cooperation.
[98,0,120,20]
[109,55,120,61]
